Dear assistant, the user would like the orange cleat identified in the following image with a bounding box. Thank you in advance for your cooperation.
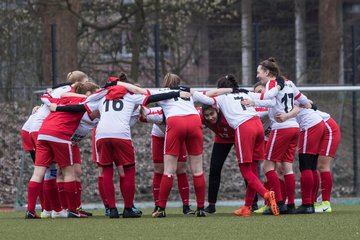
[233,206,252,217]
[264,191,279,216]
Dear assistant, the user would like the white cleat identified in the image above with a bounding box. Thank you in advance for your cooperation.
[51,209,68,218]
[314,201,332,213]
[40,210,52,219]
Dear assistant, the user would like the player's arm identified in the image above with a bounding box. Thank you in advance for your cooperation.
[143,91,191,105]
[191,90,216,105]
[205,88,232,97]
[117,81,149,95]
[274,105,300,123]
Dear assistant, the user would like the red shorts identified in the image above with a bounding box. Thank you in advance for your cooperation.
[96,138,135,167]
[91,128,98,163]
[30,132,39,150]
[72,144,82,164]
[319,118,341,157]
[165,115,203,156]
[265,128,300,163]
[152,136,187,163]
[235,117,265,164]
[298,121,326,155]
[21,130,35,151]
[35,140,74,168]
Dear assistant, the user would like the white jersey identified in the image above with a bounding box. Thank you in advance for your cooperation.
[193,91,258,129]
[151,124,166,138]
[22,113,36,132]
[255,79,309,130]
[29,85,72,133]
[141,106,166,137]
[71,113,99,144]
[86,93,146,140]
[315,110,331,121]
[149,88,198,118]
[296,108,323,131]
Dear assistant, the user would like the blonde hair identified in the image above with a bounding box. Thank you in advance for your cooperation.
[67,70,88,84]
[73,81,99,94]
[162,73,181,88]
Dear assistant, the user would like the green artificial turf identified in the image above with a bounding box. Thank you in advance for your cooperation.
[1,205,359,240]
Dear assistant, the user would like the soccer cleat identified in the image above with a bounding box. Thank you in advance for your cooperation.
[315,201,332,213]
[152,208,167,218]
[278,203,288,214]
[195,208,206,217]
[204,204,216,214]
[263,191,279,216]
[183,204,195,215]
[77,207,93,216]
[123,208,142,218]
[105,205,110,216]
[296,204,315,214]
[233,206,252,217]
[68,210,88,218]
[251,203,259,212]
[286,204,297,214]
[51,209,68,218]
[152,206,160,214]
[40,210,52,219]
[254,205,268,214]
[25,211,41,219]
[131,205,143,215]
[109,208,120,218]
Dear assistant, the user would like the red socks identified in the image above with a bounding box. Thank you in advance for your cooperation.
[43,179,62,212]
[265,170,283,202]
[152,172,163,205]
[75,181,82,209]
[27,181,41,212]
[177,173,190,205]
[63,181,78,212]
[321,171,332,201]
[57,182,68,210]
[312,170,320,202]
[102,166,116,208]
[158,174,174,208]
[120,166,136,209]
[284,173,295,205]
[279,179,287,203]
[98,176,108,206]
[240,163,266,201]
[193,174,206,209]
[300,170,314,205]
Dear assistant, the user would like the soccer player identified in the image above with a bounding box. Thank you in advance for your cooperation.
[192,74,279,217]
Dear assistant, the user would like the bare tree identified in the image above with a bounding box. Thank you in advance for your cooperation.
[319,0,343,84]
[241,0,253,86]
[295,0,307,84]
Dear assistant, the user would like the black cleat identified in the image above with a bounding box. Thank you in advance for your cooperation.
[286,204,297,214]
[105,205,110,216]
[25,210,41,219]
[278,203,288,214]
[296,204,315,214]
[77,207,93,216]
[131,205,142,215]
[152,206,160,214]
[183,204,195,215]
[152,207,166,218]
[68,210,88,218]
[204,204,216,214]
[123,208,142,218]
[109,208,120,218]
[195,208,206,217]
[251,203,259,212]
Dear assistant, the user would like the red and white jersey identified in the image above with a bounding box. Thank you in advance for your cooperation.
[296,107,323,131]
[149,88,198,118]
[256,107,271,140]
[71,113,99,144]
[315,110,331,121]
[255,79,309,130]
[29,86,73,133]
[86,93,147,140]
[151,124,166,138]
[22,113,36,132]
[193,91,258,129]
[38,96,87,141]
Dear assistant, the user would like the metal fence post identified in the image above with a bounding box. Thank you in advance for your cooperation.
[51,23,57,86]
[154,24,160,87]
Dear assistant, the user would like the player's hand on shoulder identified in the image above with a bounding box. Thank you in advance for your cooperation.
[49,103,57,112]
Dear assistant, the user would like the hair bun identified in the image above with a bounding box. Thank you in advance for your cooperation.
[226,74,235,81]
[119,72,127,81]
[267,57,276,63]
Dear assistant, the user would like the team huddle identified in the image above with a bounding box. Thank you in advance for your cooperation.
[21,57,340,219]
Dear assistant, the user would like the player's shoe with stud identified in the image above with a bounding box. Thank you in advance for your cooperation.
[204,204,216,214]
[195,208,206,217]
[25,210,41,219]
[131,205,142,215]
[314,201,332,213]
[296,204,315,214]
[183,204,195,215]
[251,203,259,212]
[152,208,166,218]
[108,208,120,218]
[105,205,110,216]
[51,209,68,218]
[77,207,93,216]
[263,191,279,216]
[233,206,251,217]
[286,204,296,214]
[123,208,142,218]
[254,205,267,214]
[68,210,88,218]
[152,206,160,214]
[40,210,52,219]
